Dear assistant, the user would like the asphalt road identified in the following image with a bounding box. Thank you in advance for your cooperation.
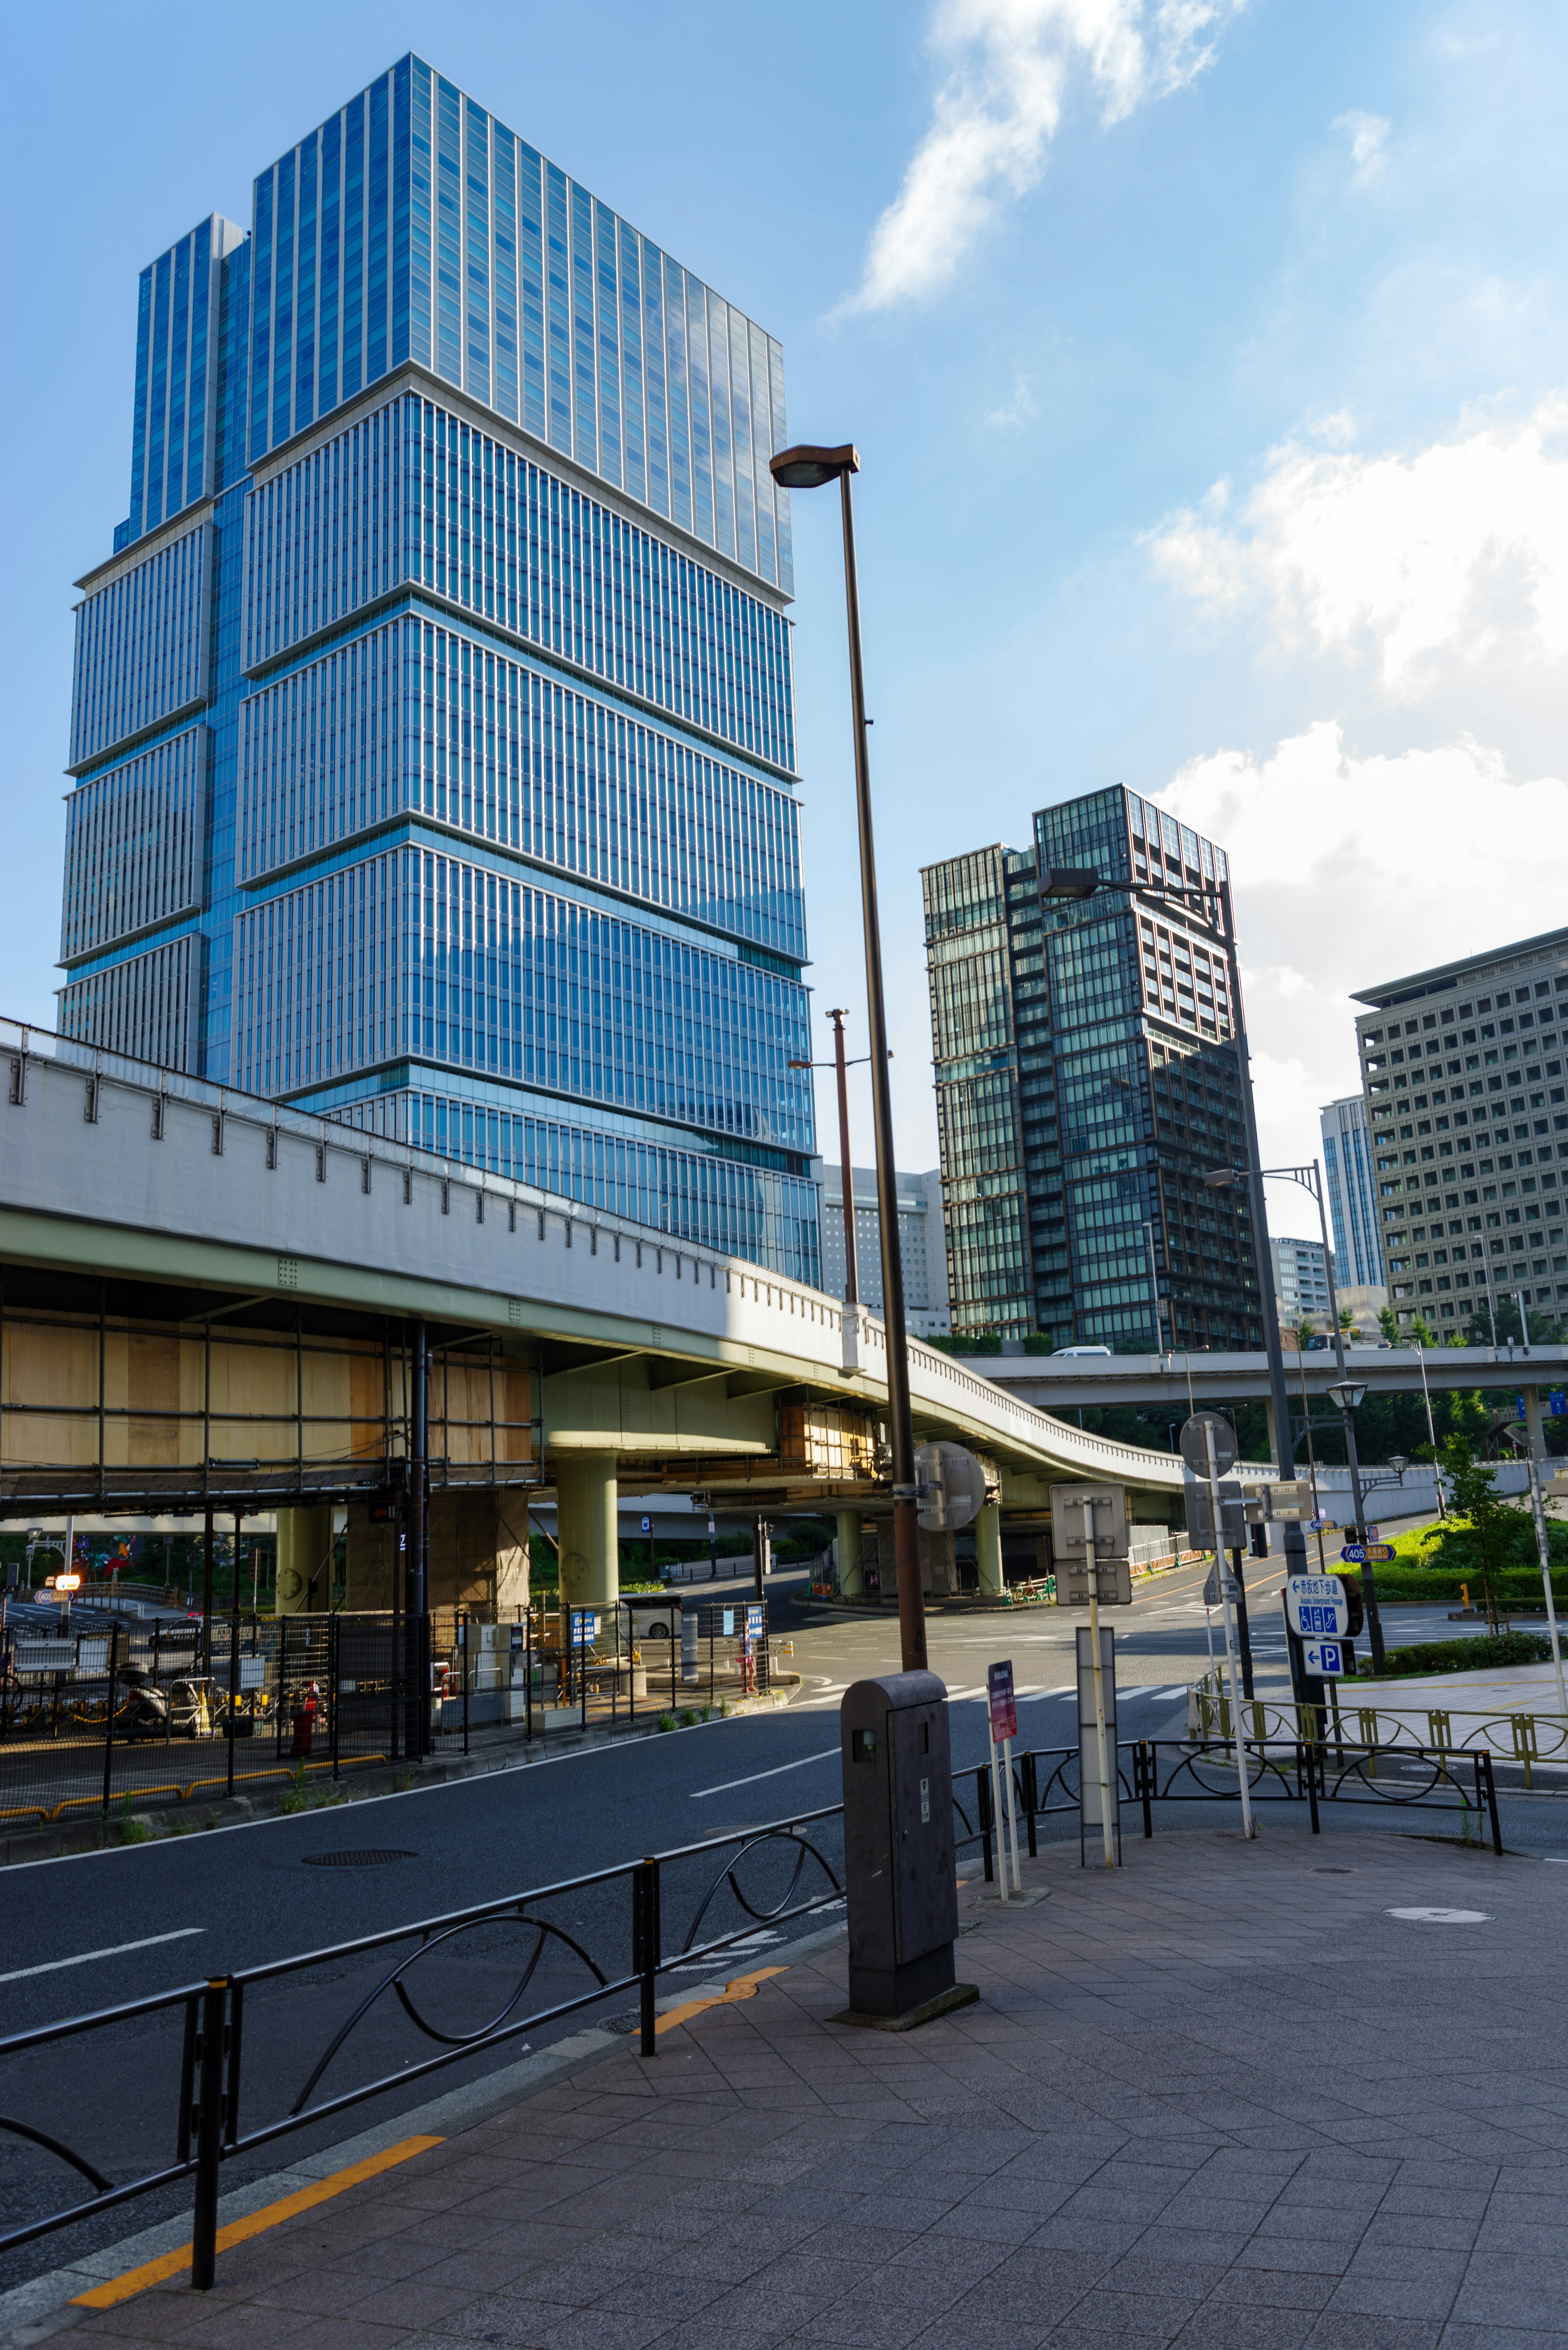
[1,1555,1561,2292]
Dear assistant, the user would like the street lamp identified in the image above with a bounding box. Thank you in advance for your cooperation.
[788,1010,886,1310]
[771,440,926,1673]
[1039,863,1309,1603]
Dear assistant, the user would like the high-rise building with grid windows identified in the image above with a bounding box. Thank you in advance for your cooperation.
[922,786,1263,1350]
[57,56,819,1281]
[1353,929,1568,1334]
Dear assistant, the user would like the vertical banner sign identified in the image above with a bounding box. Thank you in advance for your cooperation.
[987,1660,1018,1741]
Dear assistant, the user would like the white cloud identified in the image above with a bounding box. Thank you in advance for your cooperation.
[1332,107,1390,189]
[846,0,1246,314]
[1148,395,1568,695]
[1146,721,1568,1167]
[987,372,1037,428]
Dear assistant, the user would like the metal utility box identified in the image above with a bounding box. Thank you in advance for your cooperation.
[840,1671,962,2021]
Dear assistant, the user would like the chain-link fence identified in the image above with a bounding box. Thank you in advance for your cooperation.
[0,1595,773,1829]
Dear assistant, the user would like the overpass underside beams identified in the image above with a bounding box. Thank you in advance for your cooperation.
[0,1272,536,1518]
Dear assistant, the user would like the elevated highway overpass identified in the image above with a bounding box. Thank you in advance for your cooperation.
[956,1344,1565,1413]
[0,1023,1209,1612]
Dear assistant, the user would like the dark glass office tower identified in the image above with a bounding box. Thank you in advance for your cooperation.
[57,56,817,1281]
[922,785,1263,1350]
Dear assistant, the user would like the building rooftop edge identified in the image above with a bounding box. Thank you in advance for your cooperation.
[1350,924,1568,1008]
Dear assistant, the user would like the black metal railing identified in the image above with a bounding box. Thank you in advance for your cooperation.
[0,1599,777,1833]
[0,1802,846,2291]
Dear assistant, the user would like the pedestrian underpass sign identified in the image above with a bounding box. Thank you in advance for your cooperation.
[1284,1574,1350,1639]
[1305,1639,1346,1677]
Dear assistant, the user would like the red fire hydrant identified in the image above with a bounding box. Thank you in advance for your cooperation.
[290,1679,320,1759]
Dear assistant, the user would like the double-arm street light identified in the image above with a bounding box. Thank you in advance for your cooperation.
[789,1008,887,1311]
[771,442,927,1674]
[1205,1158,1386,1672]
[1040,863,1310,1611]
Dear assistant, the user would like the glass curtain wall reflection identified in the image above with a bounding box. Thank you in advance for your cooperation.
[57,56,817,1281]
[924,786,1262,1350]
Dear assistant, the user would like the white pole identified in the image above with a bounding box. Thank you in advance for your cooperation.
[987,1716,1009,1902]
[1524,1451,1568,1720]
[1205,1423,1254,1837]
[1002,1732,1021,1892]
[1084,1499,1116,1868]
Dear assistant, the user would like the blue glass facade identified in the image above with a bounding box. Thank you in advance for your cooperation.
[1320,1094,1385,1291]
[924,786,1263,1350]
[58,58,817,1282]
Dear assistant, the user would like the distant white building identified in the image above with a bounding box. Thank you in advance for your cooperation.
[1321,1095,1387,1291]
[1272,1233,1335,1331]
[814,1162,951,1336]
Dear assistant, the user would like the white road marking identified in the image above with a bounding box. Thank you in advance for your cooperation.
[690,1748,839,1799]
[0,1928,206,1984]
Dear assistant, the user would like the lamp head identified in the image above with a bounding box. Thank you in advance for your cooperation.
[1327,1379,1368,1412]
[1042,867,1103,901]
[1390,1453,1408,1472]
[1203,1167,1245,1190]
[786,1059,812,1069]
[769,442,858,489]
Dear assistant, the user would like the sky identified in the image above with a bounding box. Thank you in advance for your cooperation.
[4,0,1567,1246]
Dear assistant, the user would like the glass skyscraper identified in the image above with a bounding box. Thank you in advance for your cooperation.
[1320,1095,1384,1291]
[58,56,818,1281]
[922,786,1262,1350]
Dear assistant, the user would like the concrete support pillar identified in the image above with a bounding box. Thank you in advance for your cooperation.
[976,1500,1004,1597]
[1524,1385,1547,1459]
[275,1505,334,1615]
[835,1509,864,1597]
[555,1452,619,1611]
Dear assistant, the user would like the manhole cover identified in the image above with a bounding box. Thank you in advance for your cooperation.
[302,1849,419,1868]
[1384,1906,1492,1924]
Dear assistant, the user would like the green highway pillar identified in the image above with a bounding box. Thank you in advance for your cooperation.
[976,1499,1004,1598]
[1524,1385,1548,1459]
[274,1505,333,1615]
[555,1453,619,1611]
[835,1509,863,1597]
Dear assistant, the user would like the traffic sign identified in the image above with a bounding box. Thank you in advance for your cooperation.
[915,1440,987,1531]
[1341,1544,1368,1564]
[1180,1412,1236,1476]
[1362,1543,1395,1563]
[1305,1639,1347,1677]
[641,1515,651,1534]
[1203,1562,1241,1607]
[987,1660,1018,1742]
[1310,1516,1339,1532]
[1284,1574,1349,1639]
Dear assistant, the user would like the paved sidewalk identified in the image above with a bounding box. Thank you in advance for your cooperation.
[38,1828,1568,2350]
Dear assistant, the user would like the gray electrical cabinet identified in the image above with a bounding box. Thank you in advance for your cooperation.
[840,1671,965,2022]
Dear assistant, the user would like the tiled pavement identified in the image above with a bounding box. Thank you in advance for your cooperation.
[38,1829,1568,2350]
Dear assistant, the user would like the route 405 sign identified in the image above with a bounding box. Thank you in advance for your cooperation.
[1284,1574,1350,1641]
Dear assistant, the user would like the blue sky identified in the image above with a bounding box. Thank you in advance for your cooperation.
[5,0,1566,1242]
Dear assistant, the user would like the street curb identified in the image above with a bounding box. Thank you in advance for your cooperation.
[0,1917,849,2346]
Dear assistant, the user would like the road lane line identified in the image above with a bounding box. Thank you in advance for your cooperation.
[0,1928,206,1984]
[690,1748,839,1798]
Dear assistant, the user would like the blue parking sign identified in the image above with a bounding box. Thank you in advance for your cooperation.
[1305,1639,1345,1677]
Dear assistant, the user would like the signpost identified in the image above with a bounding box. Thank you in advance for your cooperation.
[915,1443,988,1532]
[1049,1485,1130,1867]
[986,1661,1021,1897]
[1182,1413,1254,1837]
[1283,1573,1352,1725]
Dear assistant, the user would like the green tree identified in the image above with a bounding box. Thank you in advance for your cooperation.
[1431,1432,1512,1631]
[1378,1305,1399,1343]
[1463,1294,1566,1347]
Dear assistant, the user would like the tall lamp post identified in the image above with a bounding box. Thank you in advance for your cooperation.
[789,1008,873,1309]
[1039,864,1308,1608]
[1205,1157,1386,1673]
[771,441,926,1673]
